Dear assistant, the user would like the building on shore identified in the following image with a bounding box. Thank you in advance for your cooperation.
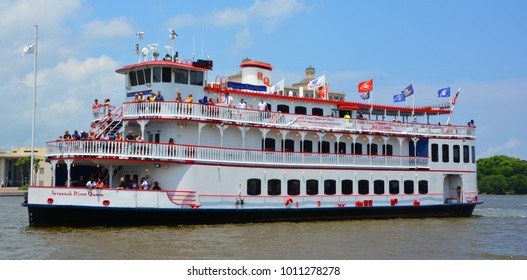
[0,147,51,187]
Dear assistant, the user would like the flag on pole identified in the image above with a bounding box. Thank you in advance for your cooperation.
[270,78,284,93]
[22,42,35,56]
[438,87,451,98]
[358,79,373,93]
[360,92,370,100]
[402,84,414,97]
[393,93,406,103]
[451,89,460,105]
[317,83,328,99]
[307,75,325,90]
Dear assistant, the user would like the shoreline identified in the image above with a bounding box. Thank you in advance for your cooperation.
[0,187,25,197]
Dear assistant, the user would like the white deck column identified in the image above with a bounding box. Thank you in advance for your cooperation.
[64,159,74,187]
[50,160,58,187]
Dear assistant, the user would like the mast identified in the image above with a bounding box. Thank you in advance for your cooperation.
[30,25,38,186]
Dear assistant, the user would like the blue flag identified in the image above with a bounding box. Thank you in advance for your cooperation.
[438,87,451,98]
[393,93,406,102]
[360,92,370,100]
[402,84,414,97]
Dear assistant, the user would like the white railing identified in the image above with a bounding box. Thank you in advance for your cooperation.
[122,102,475,137]
[47,140,428,169]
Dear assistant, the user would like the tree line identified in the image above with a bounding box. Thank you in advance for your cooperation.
[477,155,527,194]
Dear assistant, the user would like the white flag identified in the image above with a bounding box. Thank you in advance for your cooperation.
[270,78,284,93]
[22,42,35,56]
[307,75,325,90]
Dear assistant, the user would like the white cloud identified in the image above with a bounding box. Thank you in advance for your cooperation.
[479,138,521,159]
[249,0,306,31]
[81,18,134,39]
[231,27,253,53]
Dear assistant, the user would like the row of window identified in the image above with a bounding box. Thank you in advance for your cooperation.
[431,144,475,163]
[247,178,429,196]
[262,139,394,155]
[128,67,204,87]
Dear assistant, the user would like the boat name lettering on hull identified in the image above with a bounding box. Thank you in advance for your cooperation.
[50,190,104,197]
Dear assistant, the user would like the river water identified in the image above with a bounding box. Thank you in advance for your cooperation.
[0,195,525,260]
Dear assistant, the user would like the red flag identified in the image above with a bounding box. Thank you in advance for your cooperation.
[318,83,328,98]
[451,90,460,105]
[358,79,373,93]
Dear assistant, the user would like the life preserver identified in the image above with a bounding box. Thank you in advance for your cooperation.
[285,197,293,206]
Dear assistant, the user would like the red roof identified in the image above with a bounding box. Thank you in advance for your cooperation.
[115,60,211,74]
[239,61,273,71]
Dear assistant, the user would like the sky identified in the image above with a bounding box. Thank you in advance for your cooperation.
[1,0,526,160]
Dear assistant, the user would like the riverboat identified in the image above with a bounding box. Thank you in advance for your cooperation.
[24,32,481,226]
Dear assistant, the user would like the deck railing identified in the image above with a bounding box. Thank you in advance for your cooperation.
[121,102,475,138]
[46,140,428,169]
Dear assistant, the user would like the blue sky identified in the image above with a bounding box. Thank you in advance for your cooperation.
[2,0,526,159]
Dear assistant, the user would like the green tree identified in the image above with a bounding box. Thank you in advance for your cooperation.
[14,156,40,186]
[477,155,527,194]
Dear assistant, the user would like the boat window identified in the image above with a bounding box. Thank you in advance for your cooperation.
[295,106,307,115]
[175,68,188,84]
[144,68,151,84]
[418,180,428,194]
[404,180,414,194]
[190,70,204,86]
[358,180,369,194]
[431,144,439,162]
[267,179,281,196]
[324,180,336,195]
[287,180,300,195]
[389,180,399,194]
[354,143,362,155]
[368,143,378,155]
[453,145,460,163]
[320,141,330,153]
[129,71,138,86]
[382,144,393,156]
[153,67,161,83]
[306,179,318,195]
[463,145,470,163]
[247,179,261,195]
[374,180,384,194]
[442,144,449,162]
[302,140,313,153]
[335,142,346,154]
[471,146,476,163]
[342,180,353,194]
[312,108,323,116]
[277,104,289,113]
[162,67,172,83]
[263,138,275,151]
[284,139,295,152]
[136,69,145,85]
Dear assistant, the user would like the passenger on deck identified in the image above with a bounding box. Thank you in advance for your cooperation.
[72,130,81,140]
[152,181,161,191]
[86,178,96,189]
[237,99,247,109]
[199,96,208,105]
[468,119,475,127]
[133,93,140,102]
[125,131,135,142]
[92,99,102,118]
[175,91,183,102]
[141,177,149,190]
[115,132,122,141]
[344,112,351,123]
[118,177,127,189]
[148,92,157,101]
[137,92,146,102]
[412,117,418,124]
[356,111,363,119]
[258,98,268,121]
[156,91,165,101]
[222,92,234,107]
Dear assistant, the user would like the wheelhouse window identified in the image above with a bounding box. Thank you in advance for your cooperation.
[463,145,470,163]
[374,180,384,195]
[287,180,300,195]
[312,108,323,116]
[358,180,369,195]
[442,144,449,162]
[342,180,353,194]
[175,68,188,84]
[144,68,151,83]
[404,180,414,194]
[152,67,161,83]
[247,179,261,195]
[136,69,146,85]
[129,71,138,86]
[453,145,460,163]
[418,180,428,194]
[389,180,399,194]
[324,180,336,195]
[306,180,318,195]
[162,67,172,83]
[190,70,204,86]
[267,179,281,195]
[431,144,439,162]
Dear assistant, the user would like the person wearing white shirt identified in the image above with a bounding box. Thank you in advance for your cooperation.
[237,99,247,109]
[257,98,268,121]
[222,92,234,107]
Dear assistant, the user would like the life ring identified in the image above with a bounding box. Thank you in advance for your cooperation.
[285,197,293,206]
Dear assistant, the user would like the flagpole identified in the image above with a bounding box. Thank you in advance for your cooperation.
[446,88,460,125]
[411,82,415,117]
[30,25,38,187]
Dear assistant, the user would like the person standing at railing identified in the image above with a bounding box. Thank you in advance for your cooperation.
[258,98,268,122]
[156,91,165,101]
[186,94,193,115]
[92,99,102,119]
[344,112,351,124]
[103,98,111,115]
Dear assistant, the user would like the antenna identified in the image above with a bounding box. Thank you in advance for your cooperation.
[169,29,178,62]
[141,47,149,62]
[148,44,159,61]
[136,31,144,63]
[192,34,195,62]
